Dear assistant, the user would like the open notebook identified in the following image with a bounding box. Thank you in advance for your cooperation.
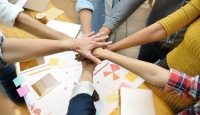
[120,88,156,115]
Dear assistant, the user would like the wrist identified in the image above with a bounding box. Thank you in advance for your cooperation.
[92,48,109,60]
[63,38,77,51]
[80,70,93,82]
[98,26,112,36]
[57,32,71,40]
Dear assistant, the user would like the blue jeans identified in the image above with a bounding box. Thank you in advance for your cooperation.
[0,64,25,105]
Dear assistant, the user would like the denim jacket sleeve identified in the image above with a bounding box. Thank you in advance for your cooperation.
[0,0,24,27]
[76,0,94,13]
[103,0,146,31]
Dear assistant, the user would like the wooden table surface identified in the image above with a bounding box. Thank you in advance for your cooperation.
[0,2,174,115]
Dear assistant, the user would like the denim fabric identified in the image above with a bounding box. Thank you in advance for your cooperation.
[76,0,120,33]
[76,0,94,13]
[91,0,105,33]
[0,64,25,105]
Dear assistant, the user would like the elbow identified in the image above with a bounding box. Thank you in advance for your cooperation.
[149,23,167,41]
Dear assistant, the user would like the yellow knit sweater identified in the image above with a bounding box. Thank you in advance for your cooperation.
[157,0,200,76]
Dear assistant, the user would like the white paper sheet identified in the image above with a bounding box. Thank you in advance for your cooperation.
[93,62,145,115]
[120,88,156,115]
[46,20,81,38]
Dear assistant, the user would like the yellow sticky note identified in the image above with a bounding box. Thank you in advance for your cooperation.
[106,92,118,104]
[125,72,138,82]
[45,7,64,20]
[58,60,67,68]
[48,58,59,66]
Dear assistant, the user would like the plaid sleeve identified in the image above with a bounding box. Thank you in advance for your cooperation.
[0,31,7,67]
[177,101,200,115]
[164,69,191,97]
[165,69,200,115]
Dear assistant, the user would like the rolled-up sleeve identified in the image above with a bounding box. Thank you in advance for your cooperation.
[157,0,200,37]
[165,69,200,115]
[0,0,24,27]
[76,0,94,13]
[103,0,146,31]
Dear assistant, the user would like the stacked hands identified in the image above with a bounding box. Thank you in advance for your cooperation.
[74,31,111,64]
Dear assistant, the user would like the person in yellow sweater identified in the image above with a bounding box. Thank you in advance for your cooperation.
[107,0,200,76]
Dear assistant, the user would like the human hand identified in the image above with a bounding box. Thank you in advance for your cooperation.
[73,32,112,64]
[105,44,114,51]
[98,26,112,38]
[92,48,105,59]
[78,59,97,83]
[81,59,97,72]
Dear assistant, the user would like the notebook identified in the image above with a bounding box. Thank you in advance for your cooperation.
[120,88,156,115]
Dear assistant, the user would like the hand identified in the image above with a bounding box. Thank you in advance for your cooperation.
[98,26,112,38]
[105,44,114,51]
[79,59,97,83]
[92,48,105,59]
[81,59,97,72]
[73,32,112,64]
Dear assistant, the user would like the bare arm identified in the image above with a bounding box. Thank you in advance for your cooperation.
[79,60,96,83]
[79,9,93,34]
[1,32,111,64]
[107,0,200,52]
[93,48,169,87]
[2,38,72,63]
[107,23,167,51]
[14,13,71,40]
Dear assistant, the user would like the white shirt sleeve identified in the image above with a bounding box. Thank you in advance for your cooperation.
[0,0,24,27]
[71,81,95,99]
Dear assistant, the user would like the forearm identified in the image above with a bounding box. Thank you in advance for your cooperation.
[98,26,112,37]
[1,38,74,63]
[79,69,93,83]
[95,49,169,87]
[80,9,92,34]
[14,13,71,40]
[108,23,167,52]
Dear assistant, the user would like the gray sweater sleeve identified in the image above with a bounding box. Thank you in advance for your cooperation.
[103,0,146,31]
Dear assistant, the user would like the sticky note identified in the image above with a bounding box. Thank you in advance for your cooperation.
[48,58,59,66]
[16,85,30,97]
[13,75,25,87]
[110,108,119,115]
[45,7,64,20]
[106,92,118,104]
[118,82,131,89]
[58,60,67,68]
[125,72,138,82]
